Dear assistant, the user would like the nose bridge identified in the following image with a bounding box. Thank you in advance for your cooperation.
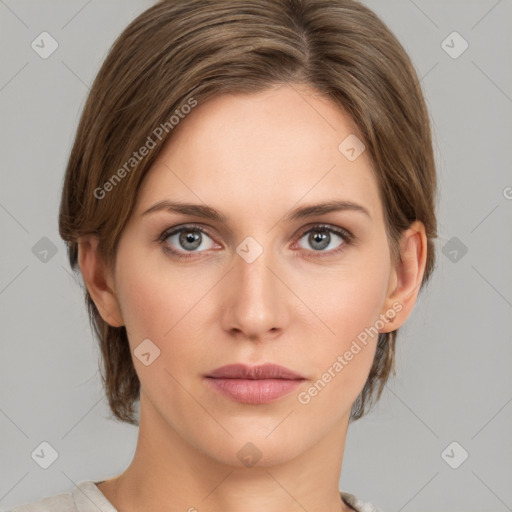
[225,234,287,337]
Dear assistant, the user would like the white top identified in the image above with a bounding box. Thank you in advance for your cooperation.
[9,480,384,512]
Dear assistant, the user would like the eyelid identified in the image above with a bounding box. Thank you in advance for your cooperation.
[158,222,215,242]
[158,222,353,242]
[294,222,354,244]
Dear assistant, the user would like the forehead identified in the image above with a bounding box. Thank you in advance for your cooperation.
[134,85,382,224]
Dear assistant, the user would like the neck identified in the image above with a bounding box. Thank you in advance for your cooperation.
[100,393,352,512]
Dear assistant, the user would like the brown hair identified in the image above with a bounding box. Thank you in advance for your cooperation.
[59,0,437,425]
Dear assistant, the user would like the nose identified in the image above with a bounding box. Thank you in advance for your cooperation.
[221,238,290,341]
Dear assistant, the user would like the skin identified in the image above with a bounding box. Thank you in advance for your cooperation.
[79,84,427,512]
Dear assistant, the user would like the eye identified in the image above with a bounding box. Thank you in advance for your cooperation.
[294,224,353,255]
[159,224,217,259]
[158,223,354,260]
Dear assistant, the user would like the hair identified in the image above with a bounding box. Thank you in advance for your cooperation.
[59,0,437,426]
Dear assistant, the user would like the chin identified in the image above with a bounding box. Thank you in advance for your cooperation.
[187,421,315,469]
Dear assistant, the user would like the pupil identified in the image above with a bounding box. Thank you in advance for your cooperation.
[180,230,201,250]
[310,230,329,250]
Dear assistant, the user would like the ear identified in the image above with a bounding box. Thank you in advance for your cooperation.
[77,235,124,327]
[379,220,428,333]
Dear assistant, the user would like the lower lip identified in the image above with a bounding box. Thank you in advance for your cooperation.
[205,378,304,404]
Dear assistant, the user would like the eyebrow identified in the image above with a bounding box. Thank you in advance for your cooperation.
[141,199,372,222]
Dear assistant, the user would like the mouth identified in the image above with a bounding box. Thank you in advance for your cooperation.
[204,363,306,404]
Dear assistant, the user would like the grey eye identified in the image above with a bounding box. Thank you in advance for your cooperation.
[297,228,345,252]
[166,229,214,252]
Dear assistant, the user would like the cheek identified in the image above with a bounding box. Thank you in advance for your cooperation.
[116,260,189,344]
[302,243,391,395]
[315,240,390,340]
[114,246,213,372]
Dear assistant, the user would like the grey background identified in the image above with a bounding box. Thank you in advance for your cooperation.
[1,0,511,510]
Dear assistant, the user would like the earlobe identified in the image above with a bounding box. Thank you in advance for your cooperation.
[379,220,427,333]
[77,235,124,327]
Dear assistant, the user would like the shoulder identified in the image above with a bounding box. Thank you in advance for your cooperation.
[8,491,74,512]
[7,480,115,512]
[340,490,385,512]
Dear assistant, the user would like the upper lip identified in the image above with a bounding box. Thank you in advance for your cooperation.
[206,363,305,380]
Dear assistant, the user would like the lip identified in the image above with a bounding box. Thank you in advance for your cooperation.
[204,363,306,404]
[206,363,305,380]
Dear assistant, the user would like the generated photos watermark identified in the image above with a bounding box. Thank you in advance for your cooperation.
[94,97,198,200]
[297,301,402,405]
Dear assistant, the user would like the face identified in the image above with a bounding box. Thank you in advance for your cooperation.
[102,84,404,467]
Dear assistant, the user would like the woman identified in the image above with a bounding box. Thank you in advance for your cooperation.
[12,0,437,510]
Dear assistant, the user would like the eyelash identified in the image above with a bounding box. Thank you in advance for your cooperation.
[157,223,355,260]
